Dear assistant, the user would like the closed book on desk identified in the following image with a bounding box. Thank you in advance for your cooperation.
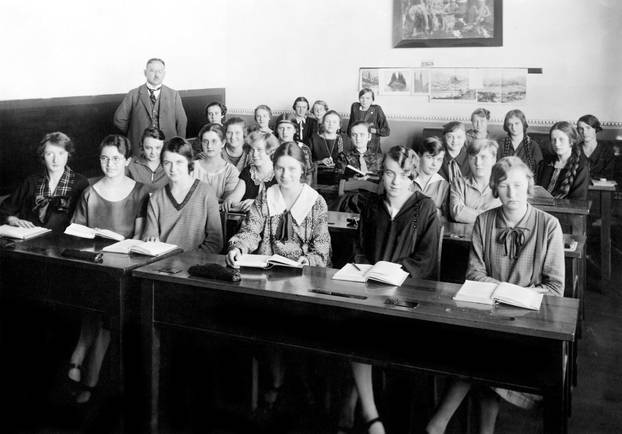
[0,224,51,240]
[591,179,617,187]
[237,254,303,269]
[102,239,178,256]
[528,185,555,205]
[332,261,409,286]
[453,280,543,310]
[64,223,124,241]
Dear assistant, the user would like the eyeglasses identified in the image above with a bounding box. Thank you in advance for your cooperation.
[99,156,124,164]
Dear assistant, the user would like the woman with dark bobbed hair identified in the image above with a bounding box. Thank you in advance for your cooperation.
[577,114,614,180]
[0,132,89,232]
[497,109,543,174]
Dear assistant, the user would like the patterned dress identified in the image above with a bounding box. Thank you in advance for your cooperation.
[228,184,331,266]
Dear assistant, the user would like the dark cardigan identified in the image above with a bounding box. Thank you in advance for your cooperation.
[536,153,590,200]
[354,191,440,279]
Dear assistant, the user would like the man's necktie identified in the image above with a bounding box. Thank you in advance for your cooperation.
[148,88,159,105]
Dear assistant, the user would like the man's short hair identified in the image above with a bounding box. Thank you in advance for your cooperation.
[146,58,165,68]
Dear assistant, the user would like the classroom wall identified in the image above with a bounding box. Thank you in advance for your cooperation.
[0,0,227,100]
[224,0,622,127]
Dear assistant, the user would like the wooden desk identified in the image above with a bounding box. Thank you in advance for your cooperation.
[0,232,180,431]
[135,252,578,434]
[528,198,591,237]
[589,183,617,281]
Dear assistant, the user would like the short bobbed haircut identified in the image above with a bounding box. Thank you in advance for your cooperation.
[162,136,194,172]
[141,127,165,148]
[358,87,375,101]
[292,96,310,111]
[311,100,329,113]
[549,121,579,146]
[442,121,466,135]
[247,130,280,155]
[503,109,528,135]
[415,136,445,157]
[36,131,75,163]
[99,134,131,159]
[382,145,417,180]
[490,156,535,198]
[349,120,372,134]
[322,109,342,124]
[576,114,602,133]
[224,116,246,134]
[471,107,491,121]
[272,141,309,181]
[204,101,227,119]
[254,104,272,118]
[198,123,226,143]
[466,138,499,158]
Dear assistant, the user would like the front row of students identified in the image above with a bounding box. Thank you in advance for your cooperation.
[0,127,566,432]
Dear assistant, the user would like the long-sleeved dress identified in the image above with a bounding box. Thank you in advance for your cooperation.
[581,141,615,180]
[228,184,331,266]
[535,154,590,199]
[497,135,543,175]
[466,204,564,408]
[143,179,223,253]
[354,191,440,279]
[72,182,150,238]
[438,146,471,183]
[0,167,88,232]
[346,103,390,154]
[449,175,500,223]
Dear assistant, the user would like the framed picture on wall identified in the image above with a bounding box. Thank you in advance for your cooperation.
[378,69,413,95]
[393,0,503,48]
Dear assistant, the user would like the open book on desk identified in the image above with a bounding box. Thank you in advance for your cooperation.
[237,254,303,269]
[102,239,179,256]
[344,165,380,180]
[332,261,409,286]
[64,223,124,241]
[0,224,51,240]
[453,280,543,310]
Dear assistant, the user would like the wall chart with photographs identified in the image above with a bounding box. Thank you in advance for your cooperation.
[359,67,527,104]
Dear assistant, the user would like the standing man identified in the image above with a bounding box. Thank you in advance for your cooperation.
[113,58,187,156]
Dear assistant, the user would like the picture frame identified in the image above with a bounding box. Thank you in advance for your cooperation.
[393,0,503,48]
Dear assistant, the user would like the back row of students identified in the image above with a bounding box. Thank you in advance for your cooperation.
[0,116,566,431]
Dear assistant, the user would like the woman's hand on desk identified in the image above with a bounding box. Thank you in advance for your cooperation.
[297,257,310,266]
[226,248,242,268]
[144,236,160,242]
[7,216,35,228]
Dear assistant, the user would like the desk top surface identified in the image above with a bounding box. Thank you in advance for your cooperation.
[0,232,177,275]
[134,251,578,342]
[528,198,591,214]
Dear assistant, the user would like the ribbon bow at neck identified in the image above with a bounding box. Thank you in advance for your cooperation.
[496,227,528,260]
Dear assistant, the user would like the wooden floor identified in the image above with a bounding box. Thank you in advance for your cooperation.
[4,249,622,434]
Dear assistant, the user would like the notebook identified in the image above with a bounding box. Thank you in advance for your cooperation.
[64,223,124,241]
[332,261,409,286]
[453,280,543,310]
[102,239,178,256]
[236,254,303,269]
[591,179,617,188]
[0,224,51,240]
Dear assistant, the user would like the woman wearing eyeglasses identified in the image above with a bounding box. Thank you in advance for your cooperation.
[67,134,150,404]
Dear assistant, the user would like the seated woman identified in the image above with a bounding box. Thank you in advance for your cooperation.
[310,99,329,133]
[427,156,564,434]
[275,113,314,184]
[339,146,440,434]
[222,130,280,213]
[254,104,274,135]
[309,110,352,185]
[497,109,543,174]
[413,136,449,216]
[439,121,471,183]
[226,142,331,412]
[449,139,501,223]
[126,127,168,194]
[68,134,150,404]
[291,96,317,145]
[536,121,589,199]
[577,114,614,180]
[143,137,222,252]
[466,107,491,141]
[205,101,227,126]
[193,123,240,201]
[0,131,88,232]
[223,117,252,172]
[346,88,390,154]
